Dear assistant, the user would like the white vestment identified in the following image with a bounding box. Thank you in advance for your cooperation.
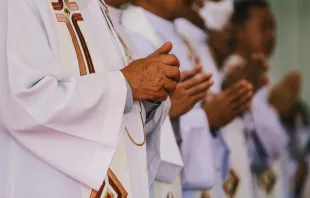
[107,5,174,189]
[152,119,184,198]
[108,6,183,198]
[0,0,168,197]
[122,7,215,198]
[175,19,231,198]
[0,0,9,196]
[224,54,289,198]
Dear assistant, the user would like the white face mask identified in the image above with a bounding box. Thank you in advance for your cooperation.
[198,0,234,31]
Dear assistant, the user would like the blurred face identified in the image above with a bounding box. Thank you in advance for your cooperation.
[209,19,235,63]
[148,0,195,19]
[238,6,276,57]
[193,0,222,8]
[105,0,129,8]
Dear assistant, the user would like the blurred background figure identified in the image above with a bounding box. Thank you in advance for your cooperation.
[252,1,310,198]
[176,0,255,197]
[226,1,309,198]
[117,0,310,197]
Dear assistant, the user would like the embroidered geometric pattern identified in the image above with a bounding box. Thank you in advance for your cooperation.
[223,169,240,198]
[90,169,128,198]
[259,168,277,195]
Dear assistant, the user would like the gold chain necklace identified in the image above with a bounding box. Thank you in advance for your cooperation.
[180,34,201,67]
[99,1,146,146]
[125,102,146,147]
[118,34,146,147]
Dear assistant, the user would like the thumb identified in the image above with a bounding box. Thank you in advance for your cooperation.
[148,42,173,57]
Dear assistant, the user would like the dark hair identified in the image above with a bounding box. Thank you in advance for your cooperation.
[231,1,270,25]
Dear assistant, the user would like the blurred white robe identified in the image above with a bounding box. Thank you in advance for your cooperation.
[152,119,184,198]
[107,5,174,190]
[176,19,254,198]
[0,0,167,197]
[108,7,183,198]
[0,0,8,195]
[224,54,289,198]
[176,19,231,198]
[123,7,215,198]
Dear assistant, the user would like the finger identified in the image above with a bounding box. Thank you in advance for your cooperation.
[233,101,252,115]
[181,65,203,81]
[163,78,178,95]
[251,53,268,70]
[164,66,181,82]
[229,84,253,104]
[232,89,253,110]
[183,72,213,89]
[225,80,250,96]
[152,89,169,101]
[148,42,173,57]
[190,92,207,104]
[160,54,180,67]
[187,79,214,96]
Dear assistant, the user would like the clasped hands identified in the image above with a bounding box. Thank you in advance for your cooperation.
[121,42,213,119]
[121,42,253,128]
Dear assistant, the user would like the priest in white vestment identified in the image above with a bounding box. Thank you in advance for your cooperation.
[98,2,187,198]
[175,1,257,196]
[225,1,289,197]
[121,1,218,198]
[0,0,183,197]
[104,0,183,190]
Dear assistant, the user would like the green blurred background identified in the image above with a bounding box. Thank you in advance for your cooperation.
[269,0,309,102]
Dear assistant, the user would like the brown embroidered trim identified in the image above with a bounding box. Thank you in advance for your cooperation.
[72,13,95,73]
[64,0,79,11]
[259,168,277,195]
[90,169,128,198]
[52,0,63,10]
[55,13,87,75]
[223,169,240,198]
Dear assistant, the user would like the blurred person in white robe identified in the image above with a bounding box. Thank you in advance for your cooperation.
[175,1,256,197]
[122,1,253,198]
[224,0,291,197]
[105,0,184,187]
[0,0,184,197]
[284,97,310,198]
[98,1,187,197]
[121,0,222,197]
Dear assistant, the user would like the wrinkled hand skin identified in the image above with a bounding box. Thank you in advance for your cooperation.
[204,80,253,129]
[222,53,269,93]
[269,70,301,117]
[121,42,181,102]
[169,65,213,119]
